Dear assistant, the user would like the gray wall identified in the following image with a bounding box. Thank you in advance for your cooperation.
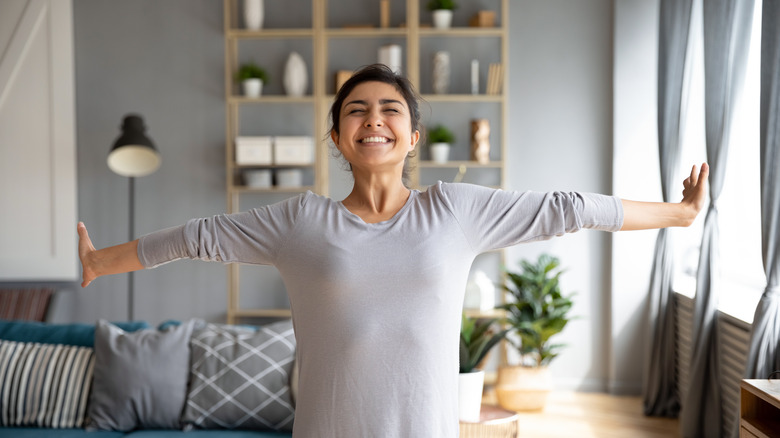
[4,0,638,393]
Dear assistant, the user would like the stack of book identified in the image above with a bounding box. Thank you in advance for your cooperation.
[486,63,504,95]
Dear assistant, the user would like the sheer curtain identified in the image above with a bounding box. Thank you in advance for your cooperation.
[642,0,692,418]
[680,0,755,436]
[744,0,780,388]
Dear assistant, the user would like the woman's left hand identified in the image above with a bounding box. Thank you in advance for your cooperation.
[680,163,709,225]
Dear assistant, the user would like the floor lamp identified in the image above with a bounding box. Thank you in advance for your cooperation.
[107,114,161,321]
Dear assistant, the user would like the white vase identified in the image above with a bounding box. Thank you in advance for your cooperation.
[283,52,308,97]
[458,370,485,423]
[464,270,496,311]
[432,9,453,29]
[243,0,264,30]
[430,143,450,163]
[242,78,263,97]
[432,51,450,94]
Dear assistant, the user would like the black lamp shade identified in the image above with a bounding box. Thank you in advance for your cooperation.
[108,114,161,177]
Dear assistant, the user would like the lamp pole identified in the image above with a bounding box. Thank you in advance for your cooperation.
[128,176,135,321]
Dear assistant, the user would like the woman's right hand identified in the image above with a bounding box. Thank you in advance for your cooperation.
[77,222,97,287]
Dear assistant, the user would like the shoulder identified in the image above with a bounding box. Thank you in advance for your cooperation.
[422,181,501,203]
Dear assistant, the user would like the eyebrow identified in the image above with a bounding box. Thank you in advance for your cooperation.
[344,99,404,107]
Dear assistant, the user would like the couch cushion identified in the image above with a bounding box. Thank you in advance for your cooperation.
[181,321,296,431]
[88,320,195,431]
[0,427,124,437]
[0,320,150,347]
[0,340,94,428]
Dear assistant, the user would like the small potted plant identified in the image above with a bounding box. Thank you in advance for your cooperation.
[427,0,457,29]
[235,62,269,98]
[459,313,507,422]
[428,124,455,164]
[495,254,575,411]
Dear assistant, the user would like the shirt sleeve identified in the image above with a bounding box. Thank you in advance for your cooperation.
[137,193,308,268]
[437,182,624,253]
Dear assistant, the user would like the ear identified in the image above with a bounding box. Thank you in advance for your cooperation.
[410,130,420,151]
[330,130,339,148]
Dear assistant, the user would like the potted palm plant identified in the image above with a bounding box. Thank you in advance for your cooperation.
[235,62,269,98]
[459,313,507,422]
[427,0,457,29]
[428,124,455,164]
[495,254,575,411]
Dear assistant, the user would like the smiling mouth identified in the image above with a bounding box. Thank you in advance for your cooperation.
[359,136,393,144]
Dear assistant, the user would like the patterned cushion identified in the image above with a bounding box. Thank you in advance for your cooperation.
[182,320,296,431]
[0,340,94,428]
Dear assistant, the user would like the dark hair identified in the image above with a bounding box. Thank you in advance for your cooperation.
[327,64,425,185]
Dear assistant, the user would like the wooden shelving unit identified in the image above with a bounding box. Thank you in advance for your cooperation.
[741,379,780,438]
[223,0,508,323]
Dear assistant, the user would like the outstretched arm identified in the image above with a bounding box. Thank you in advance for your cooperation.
[620,163,709,231]
[78,222,144,287]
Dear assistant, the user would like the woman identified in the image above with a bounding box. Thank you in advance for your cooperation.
[78,64,708,437]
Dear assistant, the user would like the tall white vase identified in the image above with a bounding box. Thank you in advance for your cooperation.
[283,52,308,97]
[432,51,450,94]
[243,0,264,30]
[459,370,485,423]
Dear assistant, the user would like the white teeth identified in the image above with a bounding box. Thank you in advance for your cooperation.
[361,136,391,143]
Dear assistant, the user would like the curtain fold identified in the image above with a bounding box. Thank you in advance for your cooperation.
[642,0,693,418]
[680,0,755,436]
[745,0,780,385]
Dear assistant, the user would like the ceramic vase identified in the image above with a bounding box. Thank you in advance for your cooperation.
[432,9,453,29]
[458,370,484,423]
[463,270,496,311]
[432,51,450,95]
[283,52,308,97]
[430,143,450,163]
[242,78,263,98]
[243,0,264,30]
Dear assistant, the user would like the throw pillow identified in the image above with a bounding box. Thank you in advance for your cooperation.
[0,320,151,347]
[182,320,296,431]
[87,319,195,431]
[0,340,94,428]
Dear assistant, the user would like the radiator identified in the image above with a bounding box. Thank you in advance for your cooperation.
[675,293,751,436]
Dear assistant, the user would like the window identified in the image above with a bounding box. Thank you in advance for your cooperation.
[674,0,765,323]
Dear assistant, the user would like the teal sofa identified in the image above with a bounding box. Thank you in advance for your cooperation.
[0,320,294,438]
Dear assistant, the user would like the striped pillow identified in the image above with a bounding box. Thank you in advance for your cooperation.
[0,340,94,428]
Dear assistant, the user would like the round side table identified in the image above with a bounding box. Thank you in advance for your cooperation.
[459,404,519,438]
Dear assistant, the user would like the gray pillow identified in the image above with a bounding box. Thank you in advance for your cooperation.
[87,319,195,431]
[182,320,296,431]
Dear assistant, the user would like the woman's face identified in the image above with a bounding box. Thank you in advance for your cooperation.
[331,81,420,175]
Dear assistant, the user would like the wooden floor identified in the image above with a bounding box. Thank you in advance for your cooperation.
[481,389,680,438]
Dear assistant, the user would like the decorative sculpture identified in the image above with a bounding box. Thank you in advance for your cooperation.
[470,119,490,164]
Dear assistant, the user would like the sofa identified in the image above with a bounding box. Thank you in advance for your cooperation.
[0,318,295,437]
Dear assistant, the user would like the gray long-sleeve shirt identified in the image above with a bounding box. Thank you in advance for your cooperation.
[138,182,623,437]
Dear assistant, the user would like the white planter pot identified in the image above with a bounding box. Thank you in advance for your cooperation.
[458,370,485,423]
[243,0,264,30]
[283,52,308,97]
[430,143,450,163]
[432,9,453,29]
[242,78,263,98]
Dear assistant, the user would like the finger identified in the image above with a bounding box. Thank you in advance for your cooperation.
[689,164,698,185]
[697,162,709,185]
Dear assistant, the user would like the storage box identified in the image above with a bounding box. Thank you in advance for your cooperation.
[469,11,496,28]
[243,169,272,188]
[236,136,272,165]
[275,168,303,188]
[274,136,314,165]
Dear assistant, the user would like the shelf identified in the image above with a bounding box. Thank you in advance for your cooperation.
[463,308,506,319]
[419,160,502,168]
[231,308,292,318]
[419,27,504,37]
[231,185,316,194]
[326,28,408,38]
[741,379,780,438]
[226,28,314,39]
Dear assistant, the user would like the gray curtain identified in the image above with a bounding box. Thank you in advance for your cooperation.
[681,0,754,437]
[745,0,780,385]
[643,0,693,418]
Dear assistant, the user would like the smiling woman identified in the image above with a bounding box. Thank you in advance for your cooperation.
[77,64,709,438]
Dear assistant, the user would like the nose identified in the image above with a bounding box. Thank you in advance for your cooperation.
[364,109,383,127]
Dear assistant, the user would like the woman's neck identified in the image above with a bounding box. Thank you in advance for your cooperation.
[341,170,410,223]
